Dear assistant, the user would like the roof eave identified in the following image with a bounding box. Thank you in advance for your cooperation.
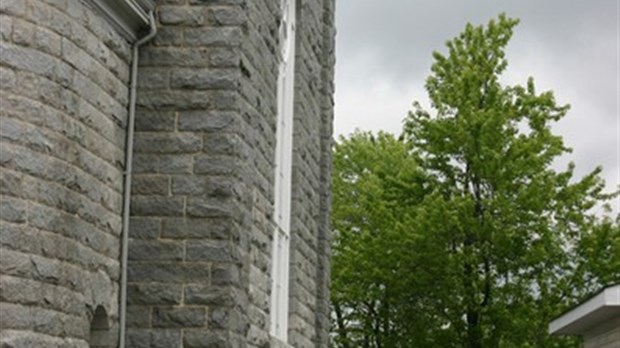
[549,285,620,335]
[87,0,155,41]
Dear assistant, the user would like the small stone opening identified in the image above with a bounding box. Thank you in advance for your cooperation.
[89,306,111,348]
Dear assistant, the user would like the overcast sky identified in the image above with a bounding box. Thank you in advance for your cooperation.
[334,0,620,214]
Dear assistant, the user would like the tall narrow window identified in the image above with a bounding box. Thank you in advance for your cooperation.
[270,0,296,342]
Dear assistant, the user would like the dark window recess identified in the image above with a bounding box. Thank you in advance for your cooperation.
[89,306,111,348]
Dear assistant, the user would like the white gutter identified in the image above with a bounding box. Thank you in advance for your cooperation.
[118,12,157,348]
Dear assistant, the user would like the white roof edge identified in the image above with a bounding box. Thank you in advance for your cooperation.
[549,285,620,335]
[604,285,620,305]
[87,0,155,41]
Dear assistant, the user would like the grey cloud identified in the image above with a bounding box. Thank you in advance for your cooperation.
[334,0,619,206]
[336,0,617,88]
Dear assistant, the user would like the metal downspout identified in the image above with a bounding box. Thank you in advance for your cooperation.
[119,11,157,348]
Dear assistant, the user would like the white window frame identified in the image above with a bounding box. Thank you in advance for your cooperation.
[270,0,296,342]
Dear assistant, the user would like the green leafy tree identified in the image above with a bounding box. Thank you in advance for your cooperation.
[331,131,430,348]
[330,14,619,348]
[402,14,618,347]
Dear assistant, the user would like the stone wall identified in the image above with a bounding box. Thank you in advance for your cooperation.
[127,0,335,347]
[287,0,335,347]
[125,0,250,346]
[237,1,335,346]
[0,0,132,347]
[0,0,335,346]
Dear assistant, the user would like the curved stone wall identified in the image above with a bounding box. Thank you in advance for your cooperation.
[0,0,131,346]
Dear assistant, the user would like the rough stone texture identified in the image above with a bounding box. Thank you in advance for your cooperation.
[125,1,248,346]
[241,0,335,347]
[1,0,335,347]
[293,1,335,346]
[127,1,251,348]
[128,0,334,347]
[0,0,132,347]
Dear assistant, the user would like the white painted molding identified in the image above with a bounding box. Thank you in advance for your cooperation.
[549,284,620,335]
[270,0,296,342]
[87,0,155,41]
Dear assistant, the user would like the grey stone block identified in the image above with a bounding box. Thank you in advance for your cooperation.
[193,155,241,176]
[129,217,161,239]
[0,168,24,196]
[203,133,248,158]
[0,196,28,223]
[30,255,61,285]
[130,196,185,216]
[152,306,206,328]
[160,217,236,240]
[125,329,152,348]
[1,118,54,156]
[211,264,240,286]
[170,68,238,90]
[11,19,34,47]
[0,303,32,330]
[127,262,210,283]
[0,275,39,307]
[45,157,122,212]
[151,26,184,46]
[0,67,17,89]
[159,155,193,174]
[204,177,243,198]
[159,6,204,26]
[184,285,235,306]
[185,240,240,263]
[186,197,233,218]
[177,111,242,132]
[137,90,213,109]
[0,249,32,280]
[134,110,175,132]
[132,175,170,195]
[33,26,62,56]
[184,27,242,46]
[171,176,207,196]
[209,47,239,68]
[0,223,38,259]
[211,90,237,110]
[133,154,159,174]
[136,68,170,90]
[0,0,25,16]
[140,47,209,67]
[126,306,151,328]
[208,307,246,333]
[128,239,184,261]
[127,283,183,305]
[0,15,12,41]
[182,330,229,348]
[209,6,246,26]
[21,176,121,238]
[126,329,182,348]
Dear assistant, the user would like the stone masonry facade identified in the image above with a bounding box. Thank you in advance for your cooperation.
[0,0,335,347]
[1,0,132,346]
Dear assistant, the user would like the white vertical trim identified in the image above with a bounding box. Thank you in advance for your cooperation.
[270,0,296,341]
